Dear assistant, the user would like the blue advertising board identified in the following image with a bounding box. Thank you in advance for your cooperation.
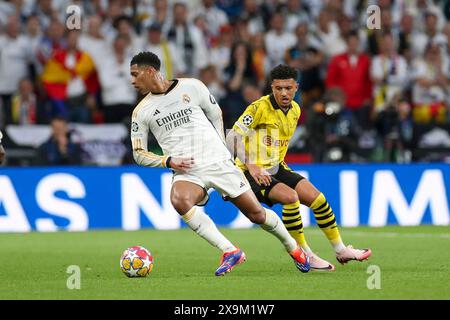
[0,164,449,232]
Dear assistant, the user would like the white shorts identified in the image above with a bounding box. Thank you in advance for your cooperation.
[172,159,251,206]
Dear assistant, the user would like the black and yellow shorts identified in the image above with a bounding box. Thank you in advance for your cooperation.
[244,162,305,206]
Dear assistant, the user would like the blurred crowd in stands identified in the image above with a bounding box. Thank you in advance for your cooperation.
[1,0,450,166]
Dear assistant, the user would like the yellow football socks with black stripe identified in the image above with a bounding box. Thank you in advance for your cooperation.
[282,201,311,253]
[310,193,346,252]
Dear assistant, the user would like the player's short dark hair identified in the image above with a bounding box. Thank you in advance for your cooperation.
[130,51,161,70]
[270,64,298,82]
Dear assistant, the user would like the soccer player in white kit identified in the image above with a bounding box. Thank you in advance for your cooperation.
[129,52,310,276]
[0,130,5,164]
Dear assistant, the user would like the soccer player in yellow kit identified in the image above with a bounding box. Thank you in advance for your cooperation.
[227,65,371,271]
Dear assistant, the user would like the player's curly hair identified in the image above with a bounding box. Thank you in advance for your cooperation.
[130,51,161,70]
[270,64,298,82]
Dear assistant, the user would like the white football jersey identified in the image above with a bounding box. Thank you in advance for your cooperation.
[131,78,232,169]
[0,129,2,143]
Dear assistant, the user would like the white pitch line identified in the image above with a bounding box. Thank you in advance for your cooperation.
[305,229,450,239]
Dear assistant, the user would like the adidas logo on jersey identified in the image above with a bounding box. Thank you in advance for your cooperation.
[153,109,161,116]
[239,181,246,188]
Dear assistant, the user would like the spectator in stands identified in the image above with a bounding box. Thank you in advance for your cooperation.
[249,32,269,89]
[97,35,136,123]
[326,31,372,130]
[285,21,324,107]
[264,11,296,69]
[164,1,209,76]
[241,0,265,35]
[0,15,33,125]
[283,0,310,33]
[221,41,258,128]
[193,0,229,37]
[35,18,65,74]
[209,24,234,81]
[36,116,82,165]
[31,0,57,30]
[411,42,449,124]
[193,14,215,49]
[366,9,395,56]
[234,16,252,43]
[11,78,38,125]
[40,30,99,123]
[371,32,408,114]
[398,11,416,63]
[78,15,108,69]
[139,0,171,35]
[100,0,125,40]
[143,22,186,79]
[374,92,413,163]
[25,14,42,61]
[0,0,26,26]
[215,0,243,23]
[442,22,450,53]
[113,15,143,54]
[412,8,447,57]
[337,14,355,40]
[224,41,258,94]
[83,0,107,18]
[313,9,346,60]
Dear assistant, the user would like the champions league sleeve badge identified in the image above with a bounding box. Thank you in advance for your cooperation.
[242,114,253,126]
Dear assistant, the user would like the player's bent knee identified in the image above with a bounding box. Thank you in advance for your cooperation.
[170,194,195,214]
[246,207,266,225]
[283,189,299,204]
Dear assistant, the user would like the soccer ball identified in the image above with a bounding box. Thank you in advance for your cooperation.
[120,246,154,278]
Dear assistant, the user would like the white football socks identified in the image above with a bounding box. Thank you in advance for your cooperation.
[260,208,298,252]
[182,207,236,253]
[332,239,347,253]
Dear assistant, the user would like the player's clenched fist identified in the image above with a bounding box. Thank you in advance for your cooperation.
[168,157,195,171]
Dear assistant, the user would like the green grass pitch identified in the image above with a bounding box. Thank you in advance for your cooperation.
[0,226,449,300]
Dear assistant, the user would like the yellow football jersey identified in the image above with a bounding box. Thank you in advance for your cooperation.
[232,94,301,171]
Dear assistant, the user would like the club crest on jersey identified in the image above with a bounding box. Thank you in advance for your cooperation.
[263,135,273,146]
[242,114,253,126]
[182,94,191,104]
[131,121,139,132]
